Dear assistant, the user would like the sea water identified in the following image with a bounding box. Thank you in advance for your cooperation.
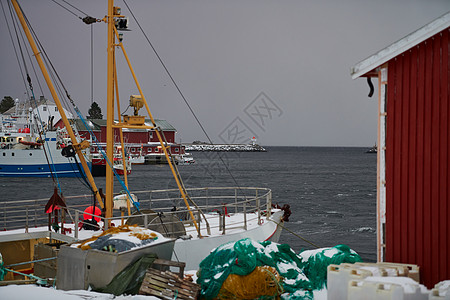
[0,146,377,262]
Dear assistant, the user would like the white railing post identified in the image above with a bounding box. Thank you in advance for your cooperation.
[235,188,238,214]
[75,210,79,239]
[243,201,247,230]
[267,190,272,218]
[256,197,261,225]
[26,207,29,233]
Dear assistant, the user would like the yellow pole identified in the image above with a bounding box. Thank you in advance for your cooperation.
[105,0,115,222]
[113,26,200,235]
[114,58,131,215]
[11,0,104,208]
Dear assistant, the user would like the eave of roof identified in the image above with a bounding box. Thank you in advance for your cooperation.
[73,118,176,131]
[351,11,450,79]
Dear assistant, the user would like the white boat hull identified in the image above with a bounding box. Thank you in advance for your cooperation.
[172,210,284,270]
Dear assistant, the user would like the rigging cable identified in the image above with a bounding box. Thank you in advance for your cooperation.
[91,23,94,105]
[49,0,82,20]
[6,1,62,191]
[0,0,29,99]
[123,0,248,200]
[18,5,122,205]
[18,5,134,205]
[11,4,45,97]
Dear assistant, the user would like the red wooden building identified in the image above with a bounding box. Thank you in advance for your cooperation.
[351,12,450,288]
[55,118,184,157]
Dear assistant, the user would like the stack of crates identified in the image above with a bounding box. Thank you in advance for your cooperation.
[327,262,427,300]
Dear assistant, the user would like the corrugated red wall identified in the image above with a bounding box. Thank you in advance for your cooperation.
[385,28,449,288]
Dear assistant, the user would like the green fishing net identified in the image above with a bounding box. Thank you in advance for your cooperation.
[298,244,362,290]
[197,238,311,299]
[0,253,6,281]
[197,240,361,300]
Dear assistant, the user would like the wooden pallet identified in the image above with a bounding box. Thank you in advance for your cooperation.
[139,268,200,300]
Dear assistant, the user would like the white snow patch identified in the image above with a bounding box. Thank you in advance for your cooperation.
[0,285,159,300]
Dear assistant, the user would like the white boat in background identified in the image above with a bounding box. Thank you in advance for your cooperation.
[113,155,131,175]
[0,120,90,177]
[175,153,195,165]
[129,154,145,165]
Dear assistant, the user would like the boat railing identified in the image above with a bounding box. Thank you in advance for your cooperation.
[0,187,272,239]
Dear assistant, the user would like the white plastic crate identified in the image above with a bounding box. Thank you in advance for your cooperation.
[348,277,429,300]
[327,262,421,300]
[327,264,373,300]
[429,280,450,300]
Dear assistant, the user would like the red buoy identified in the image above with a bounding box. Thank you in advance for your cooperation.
[83,206,101,222]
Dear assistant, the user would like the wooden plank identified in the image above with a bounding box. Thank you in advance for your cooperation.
[422,38,433,288]
[385,61,396,262]
[0,279,36,286]
[393,55,403,261]
[431,33,441,286]
[408,46,418,265]
[400,50,410,263]
[139,268,199,300]
[441,28,450,283]
[416,41,426,275]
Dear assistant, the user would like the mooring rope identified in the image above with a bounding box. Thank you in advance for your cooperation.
[270,220,320,249]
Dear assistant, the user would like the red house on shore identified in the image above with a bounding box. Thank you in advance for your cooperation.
[55,118,184,158]
[351,12,449,288]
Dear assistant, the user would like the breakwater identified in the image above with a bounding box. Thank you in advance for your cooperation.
[184,144,266,152]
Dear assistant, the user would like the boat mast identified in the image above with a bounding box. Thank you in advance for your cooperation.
[105,1,201,235]
[10,0,104,208]
[105,0,115,224]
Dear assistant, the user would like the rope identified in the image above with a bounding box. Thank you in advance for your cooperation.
[74,110,140,211]
[50,0,82,19]
[7,1,62,191]
[270,219,320,249]
[3,267,47,285]
[5,257,56,268]
[1,1,29,99]
[122,0,250,205]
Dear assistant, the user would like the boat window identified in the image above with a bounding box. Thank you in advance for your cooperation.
[29,153,32,156]
[174,148,179,152]
[43,106,47,111]
[148,148,152,153]
[131,148,135,152]
[2,153,5,156]
[55,107,58,112]
[12,153,14,156]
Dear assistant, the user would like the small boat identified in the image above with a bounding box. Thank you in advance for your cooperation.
[175,153,195,165]
[113,155,131,175]
[129,154,145,165]
[366,144,377,154]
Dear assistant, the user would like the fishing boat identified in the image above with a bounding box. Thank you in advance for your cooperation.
[0,104,90,177]
[175,153,195,165]
[0,0,286,291]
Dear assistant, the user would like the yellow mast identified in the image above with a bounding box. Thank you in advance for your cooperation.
[11,0,104,209]
[110,22,201,235]
[13,0,200,235]
[105,0,115,223]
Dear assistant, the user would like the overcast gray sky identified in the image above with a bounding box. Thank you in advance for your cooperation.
[1,0,449,146]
